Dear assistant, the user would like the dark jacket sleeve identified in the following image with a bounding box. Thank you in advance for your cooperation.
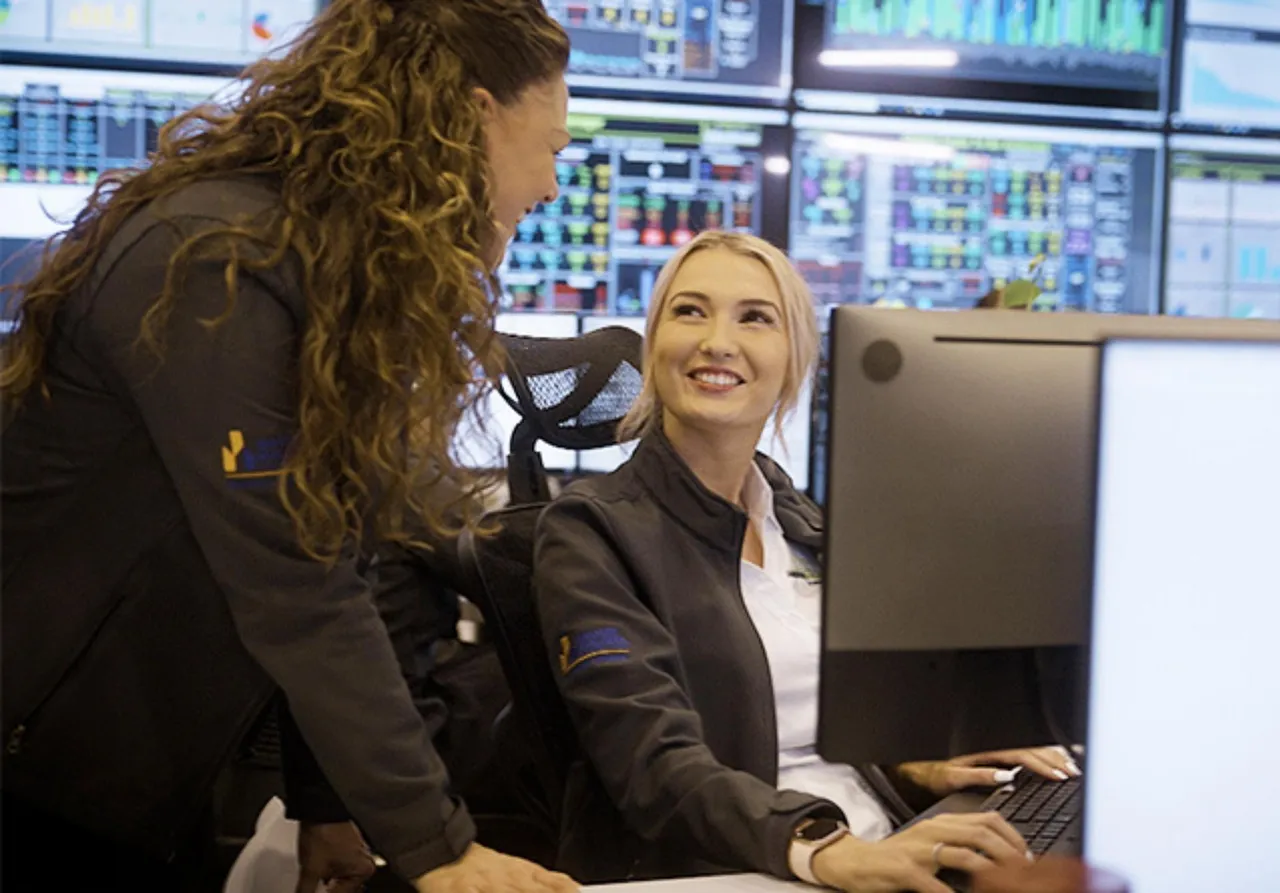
[282,544,461,823]
[532,495,842,880]
[86,221,472,879]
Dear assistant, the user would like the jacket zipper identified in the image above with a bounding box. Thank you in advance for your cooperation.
[5,587,134,758]
[7,724,26,755]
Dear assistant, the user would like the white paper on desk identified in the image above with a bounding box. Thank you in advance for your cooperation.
[586,874,809,892]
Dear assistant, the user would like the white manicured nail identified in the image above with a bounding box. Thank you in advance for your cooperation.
[1052,769,1069,780]
[993,769,1018,784]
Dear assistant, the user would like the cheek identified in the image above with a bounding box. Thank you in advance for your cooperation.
[650,337,691,399]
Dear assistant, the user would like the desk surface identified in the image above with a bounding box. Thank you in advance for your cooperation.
[586,875,808,891]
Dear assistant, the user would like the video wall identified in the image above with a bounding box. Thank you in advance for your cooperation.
[2,0,1278,490]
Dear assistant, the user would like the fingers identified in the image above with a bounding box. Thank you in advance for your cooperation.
[930,812,1027,865]
[1012,749,1073,781]
[945,765,1020,790]
[532,868,579,892]
[964,747,1083,781]
[934,842,996,875]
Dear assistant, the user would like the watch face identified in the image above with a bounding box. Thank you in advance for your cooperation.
[798,818,843,842]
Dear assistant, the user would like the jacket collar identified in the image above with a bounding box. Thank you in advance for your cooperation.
[627,429,824,555]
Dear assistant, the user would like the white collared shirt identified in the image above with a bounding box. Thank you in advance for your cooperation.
[738,464,894,842]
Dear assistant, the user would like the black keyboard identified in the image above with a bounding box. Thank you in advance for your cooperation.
[982,772,1083,855]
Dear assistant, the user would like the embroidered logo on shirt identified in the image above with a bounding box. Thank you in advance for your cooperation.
[559,627,631,675]
[222,430,290,485]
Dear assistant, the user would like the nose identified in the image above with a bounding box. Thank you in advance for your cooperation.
[543,175,560,205]
[699,314,739,360]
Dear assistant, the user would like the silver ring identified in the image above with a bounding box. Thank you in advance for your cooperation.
[931,841,947,872]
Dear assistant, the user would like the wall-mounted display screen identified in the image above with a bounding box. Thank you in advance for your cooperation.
[0,0,323,70]
[788,113,1165,314]
[1165,135,1280,320]
[1174,0,1280,134]
[546,0,793,101]
[793,0,1170,123]
[497,98,789,317]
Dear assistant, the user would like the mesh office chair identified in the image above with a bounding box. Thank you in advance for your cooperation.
[457,325,644,862]
[497,326,644,504]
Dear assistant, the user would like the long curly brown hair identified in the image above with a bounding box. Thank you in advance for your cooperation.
[0,0,569,561]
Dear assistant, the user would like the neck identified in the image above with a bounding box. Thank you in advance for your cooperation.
[661,412,763,508]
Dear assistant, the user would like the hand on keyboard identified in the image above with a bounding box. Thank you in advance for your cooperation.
[811,812,1031,893]
[897,746,1082,797]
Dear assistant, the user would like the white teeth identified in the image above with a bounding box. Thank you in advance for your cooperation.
[692,371,741,387]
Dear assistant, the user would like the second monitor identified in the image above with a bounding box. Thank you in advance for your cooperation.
[817,306,1280,766]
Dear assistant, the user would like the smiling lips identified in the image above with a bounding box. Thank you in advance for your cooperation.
[689,367,745,391]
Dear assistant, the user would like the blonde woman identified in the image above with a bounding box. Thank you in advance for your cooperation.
[533,232,1078,892]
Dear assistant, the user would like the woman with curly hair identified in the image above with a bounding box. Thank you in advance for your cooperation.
[0,1,575,890]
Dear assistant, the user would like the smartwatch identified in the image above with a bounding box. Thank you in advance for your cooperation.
[788,817,849,886]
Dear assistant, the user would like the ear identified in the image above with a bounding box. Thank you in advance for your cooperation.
[471,86,498,123]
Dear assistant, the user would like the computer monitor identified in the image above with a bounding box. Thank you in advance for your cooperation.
[1164,134,1280,321]
[789,113,1165,315]
[498,98,789,316]
[792,0,1170,125]
[816,306,1280,766]
[1173,0,1280,135]
[544,0,793,102]
[1084,338,1280,892]
[1,0,325,71]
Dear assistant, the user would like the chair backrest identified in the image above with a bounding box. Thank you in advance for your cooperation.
[457,503,578,833]
[498,326,643,505]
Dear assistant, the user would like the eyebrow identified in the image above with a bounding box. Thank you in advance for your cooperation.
[671,291,783,312]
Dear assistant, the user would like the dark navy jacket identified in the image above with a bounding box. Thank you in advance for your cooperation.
[534,432,858,883]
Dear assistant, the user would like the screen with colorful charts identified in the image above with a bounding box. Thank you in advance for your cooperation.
[1175,0,1280,133]
[496,99,788,317]
[0,0,323,70]
[788,114,1164,315]
[793,0,1170,121]
[1164,135,1280,321]
[545,0,793,100]
[1,65,235,334]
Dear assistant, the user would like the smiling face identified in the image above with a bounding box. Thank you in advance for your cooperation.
[651,246,791,443]
[477,75,571,269]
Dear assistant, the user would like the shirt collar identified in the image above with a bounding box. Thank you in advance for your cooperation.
[740,459,781,532]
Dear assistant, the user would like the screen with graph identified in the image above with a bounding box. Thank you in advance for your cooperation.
[788,114,1164,315]
[497,100,788,316]
[793,0,1170,116]
[546,0,792,100]
[1164,136,1280,320]
[1176,0,1280,133]
[1,65,235,332]
[0,0,323,69]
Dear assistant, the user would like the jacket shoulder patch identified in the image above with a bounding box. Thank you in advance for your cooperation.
[559,627,631,675]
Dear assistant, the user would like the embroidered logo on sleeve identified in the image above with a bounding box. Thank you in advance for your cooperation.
[559,627,631,676]
[222,430,292,489]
